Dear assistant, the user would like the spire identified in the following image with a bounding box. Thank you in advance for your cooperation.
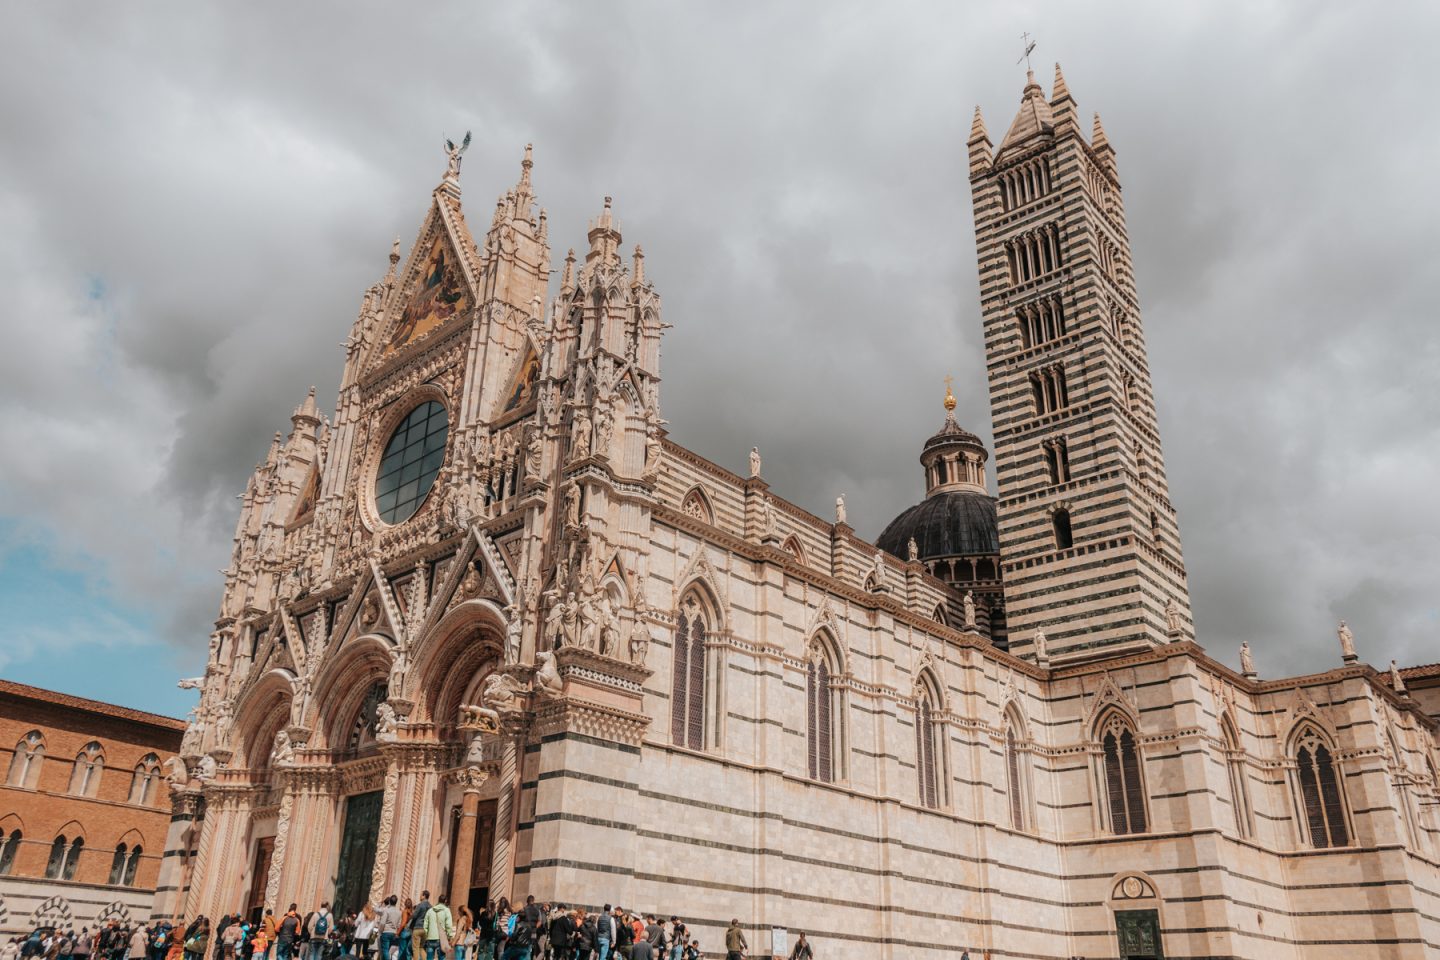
[1092,112,1116,174]
[585,196,622,264]
[967,106,992,175]
[385,237,401,285]
[632,244,645,286]
[996,70,1054,157]
[292,386,319,426]
[1049,63,1078,133]
[560,248,576,295]
[1050,62,1072,106]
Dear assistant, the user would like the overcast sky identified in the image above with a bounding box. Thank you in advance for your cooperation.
[1,2,1436,718]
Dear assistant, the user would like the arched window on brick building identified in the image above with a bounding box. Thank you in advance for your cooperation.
[45,834,84,881]
[0,828,21,875]
[7,731,45,788]
[69,742,105,797]
[108,844,128,885]
[129,754,162,806]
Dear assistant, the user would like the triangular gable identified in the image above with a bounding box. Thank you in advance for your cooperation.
[288,465,320,528]
[377,231,472,360]
[499,339,542,414]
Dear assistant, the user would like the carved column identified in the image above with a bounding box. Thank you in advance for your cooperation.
[447,767,489,908]
[369,755,401,899]
[264,787,295,909]
[487,721,527,904]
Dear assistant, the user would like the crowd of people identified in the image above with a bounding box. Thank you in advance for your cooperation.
[2,895,819,960]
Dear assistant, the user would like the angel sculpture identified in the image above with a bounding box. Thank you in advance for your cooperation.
[444,131,472,180]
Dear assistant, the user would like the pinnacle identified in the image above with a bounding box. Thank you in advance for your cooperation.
[1051,62,1072,103]
[969,105,990,143]
[1092,112,1110,151]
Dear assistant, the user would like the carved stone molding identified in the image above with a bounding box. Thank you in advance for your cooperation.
[553,645,653,693]
[531,698,650,746]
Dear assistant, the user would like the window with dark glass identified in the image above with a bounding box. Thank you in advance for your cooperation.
[0,829,20,875]
[1101,719,1148,834]
[375,400,449,525]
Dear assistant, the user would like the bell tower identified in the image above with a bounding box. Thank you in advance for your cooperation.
[968,65,1192,662]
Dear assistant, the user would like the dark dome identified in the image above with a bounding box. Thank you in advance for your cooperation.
[876,489,1000,561]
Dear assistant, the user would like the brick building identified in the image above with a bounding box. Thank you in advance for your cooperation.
[0,680,184,935]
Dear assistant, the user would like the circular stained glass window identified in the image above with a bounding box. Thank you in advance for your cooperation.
[375,400,448,525]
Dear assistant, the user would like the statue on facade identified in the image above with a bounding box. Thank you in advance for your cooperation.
[570,408,592,461]
[1391,660,1408,694]
[578,592,602,650]
[180,717,205,758]
[835,495,847,525]
[628,617,651,665]
[177,676,204,691]
[907,537,919,562]
[594,406,614,460]
[500,603,524,663]
[761,496,779,540]
[563,482,582,528]
[443,131,471,181]
[560,592,580,647]
[524,429,542,479]
[541,590,564,649]
[1239,640,1256,677]
[598,595,621,658]
[963,591,976,628]
[749,446,762,478]
[213,697,234,750]
[480,673,525,714]
[375,701,399,740]
[163,755,189,791]
[1164,596,1183,635]
[1033,626,1049,663]
[1337,619,1357,663]
[195,754,218,782]
[533,650,563,699]
[643,427,663,479]
[271,729,295,765]
[869,551,886,591]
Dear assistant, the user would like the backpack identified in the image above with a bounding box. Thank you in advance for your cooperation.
[510,923,532,949]
[314,916,329,938]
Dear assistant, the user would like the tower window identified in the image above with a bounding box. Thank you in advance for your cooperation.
[1030,364,1068,416]
[1052,509,1073,550]
[1044,438,1070,485]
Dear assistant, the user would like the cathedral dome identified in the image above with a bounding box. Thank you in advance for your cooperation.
[877,384,999,563]
[877,488,999,561]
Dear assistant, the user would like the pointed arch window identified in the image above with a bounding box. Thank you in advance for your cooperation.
[123,845,143,886]
[1388,730,1419,846]
[915,673,947,809]
[671,592,712,751]
[806,636,846,784]
[69,742,105,797]
[108,844,128,885]
[8,731,45,788]
[1222,718,1252,838]
[1004,717,1029,831]
[129,754,162,806]
[0,829,20,875]
[1100,715,1148,834]
[1293,727,1349,848]
[46,835,83,881]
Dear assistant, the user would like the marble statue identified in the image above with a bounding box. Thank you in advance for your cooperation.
[963,591,976,628]
[503,603,524,663]
[533,650,563,698]
[749,446,761,478]
[835,495,846,525]
[907,537,919,562]
[1164,596,1183,634]
[628,618,651,665]
[1337,619,1357,661]
[564,482,582,528]
[443,131,471,180]
[375,701,398,739]
[1239,641,1255,676]
[271,729,295,765]
[570,408,592,460]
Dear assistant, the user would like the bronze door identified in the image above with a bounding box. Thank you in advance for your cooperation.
[334,791,384,916]
[1115,909,1164,959]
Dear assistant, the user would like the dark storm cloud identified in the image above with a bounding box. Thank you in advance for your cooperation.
[1,2,1435,680]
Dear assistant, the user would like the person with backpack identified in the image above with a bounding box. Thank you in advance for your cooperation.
[406,895,430,960]
[304,907,332,960]
[421,895,453,960]
[786,933,811,960]
[498,915,530,960]
[276,908,300,960]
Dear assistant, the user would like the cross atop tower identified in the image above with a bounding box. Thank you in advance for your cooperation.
[1017,32,1037,70]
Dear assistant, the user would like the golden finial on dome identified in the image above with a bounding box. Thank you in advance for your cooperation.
[943,375,957,412]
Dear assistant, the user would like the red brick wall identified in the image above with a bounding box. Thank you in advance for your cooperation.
[0,682,184,893]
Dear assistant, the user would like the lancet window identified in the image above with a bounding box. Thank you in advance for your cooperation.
[1222,717,1252,838]
[1004,709,1031,831]
[1029,364,1068,416]
[915,672,947,809]
[1005,225,1063,286]
[998,157,1053,212]
[45,835,83,881]
[0,829,21,875]
[1293,726,1349,848]
[1043,437,1070,485]
[806,634,846,784]
[671,591,714,752]
[1017,297,1065,349]
[129,754,161,806]
[1099,714,1148,835]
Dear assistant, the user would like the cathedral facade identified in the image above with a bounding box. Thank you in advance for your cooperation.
[161,68,1440,959]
